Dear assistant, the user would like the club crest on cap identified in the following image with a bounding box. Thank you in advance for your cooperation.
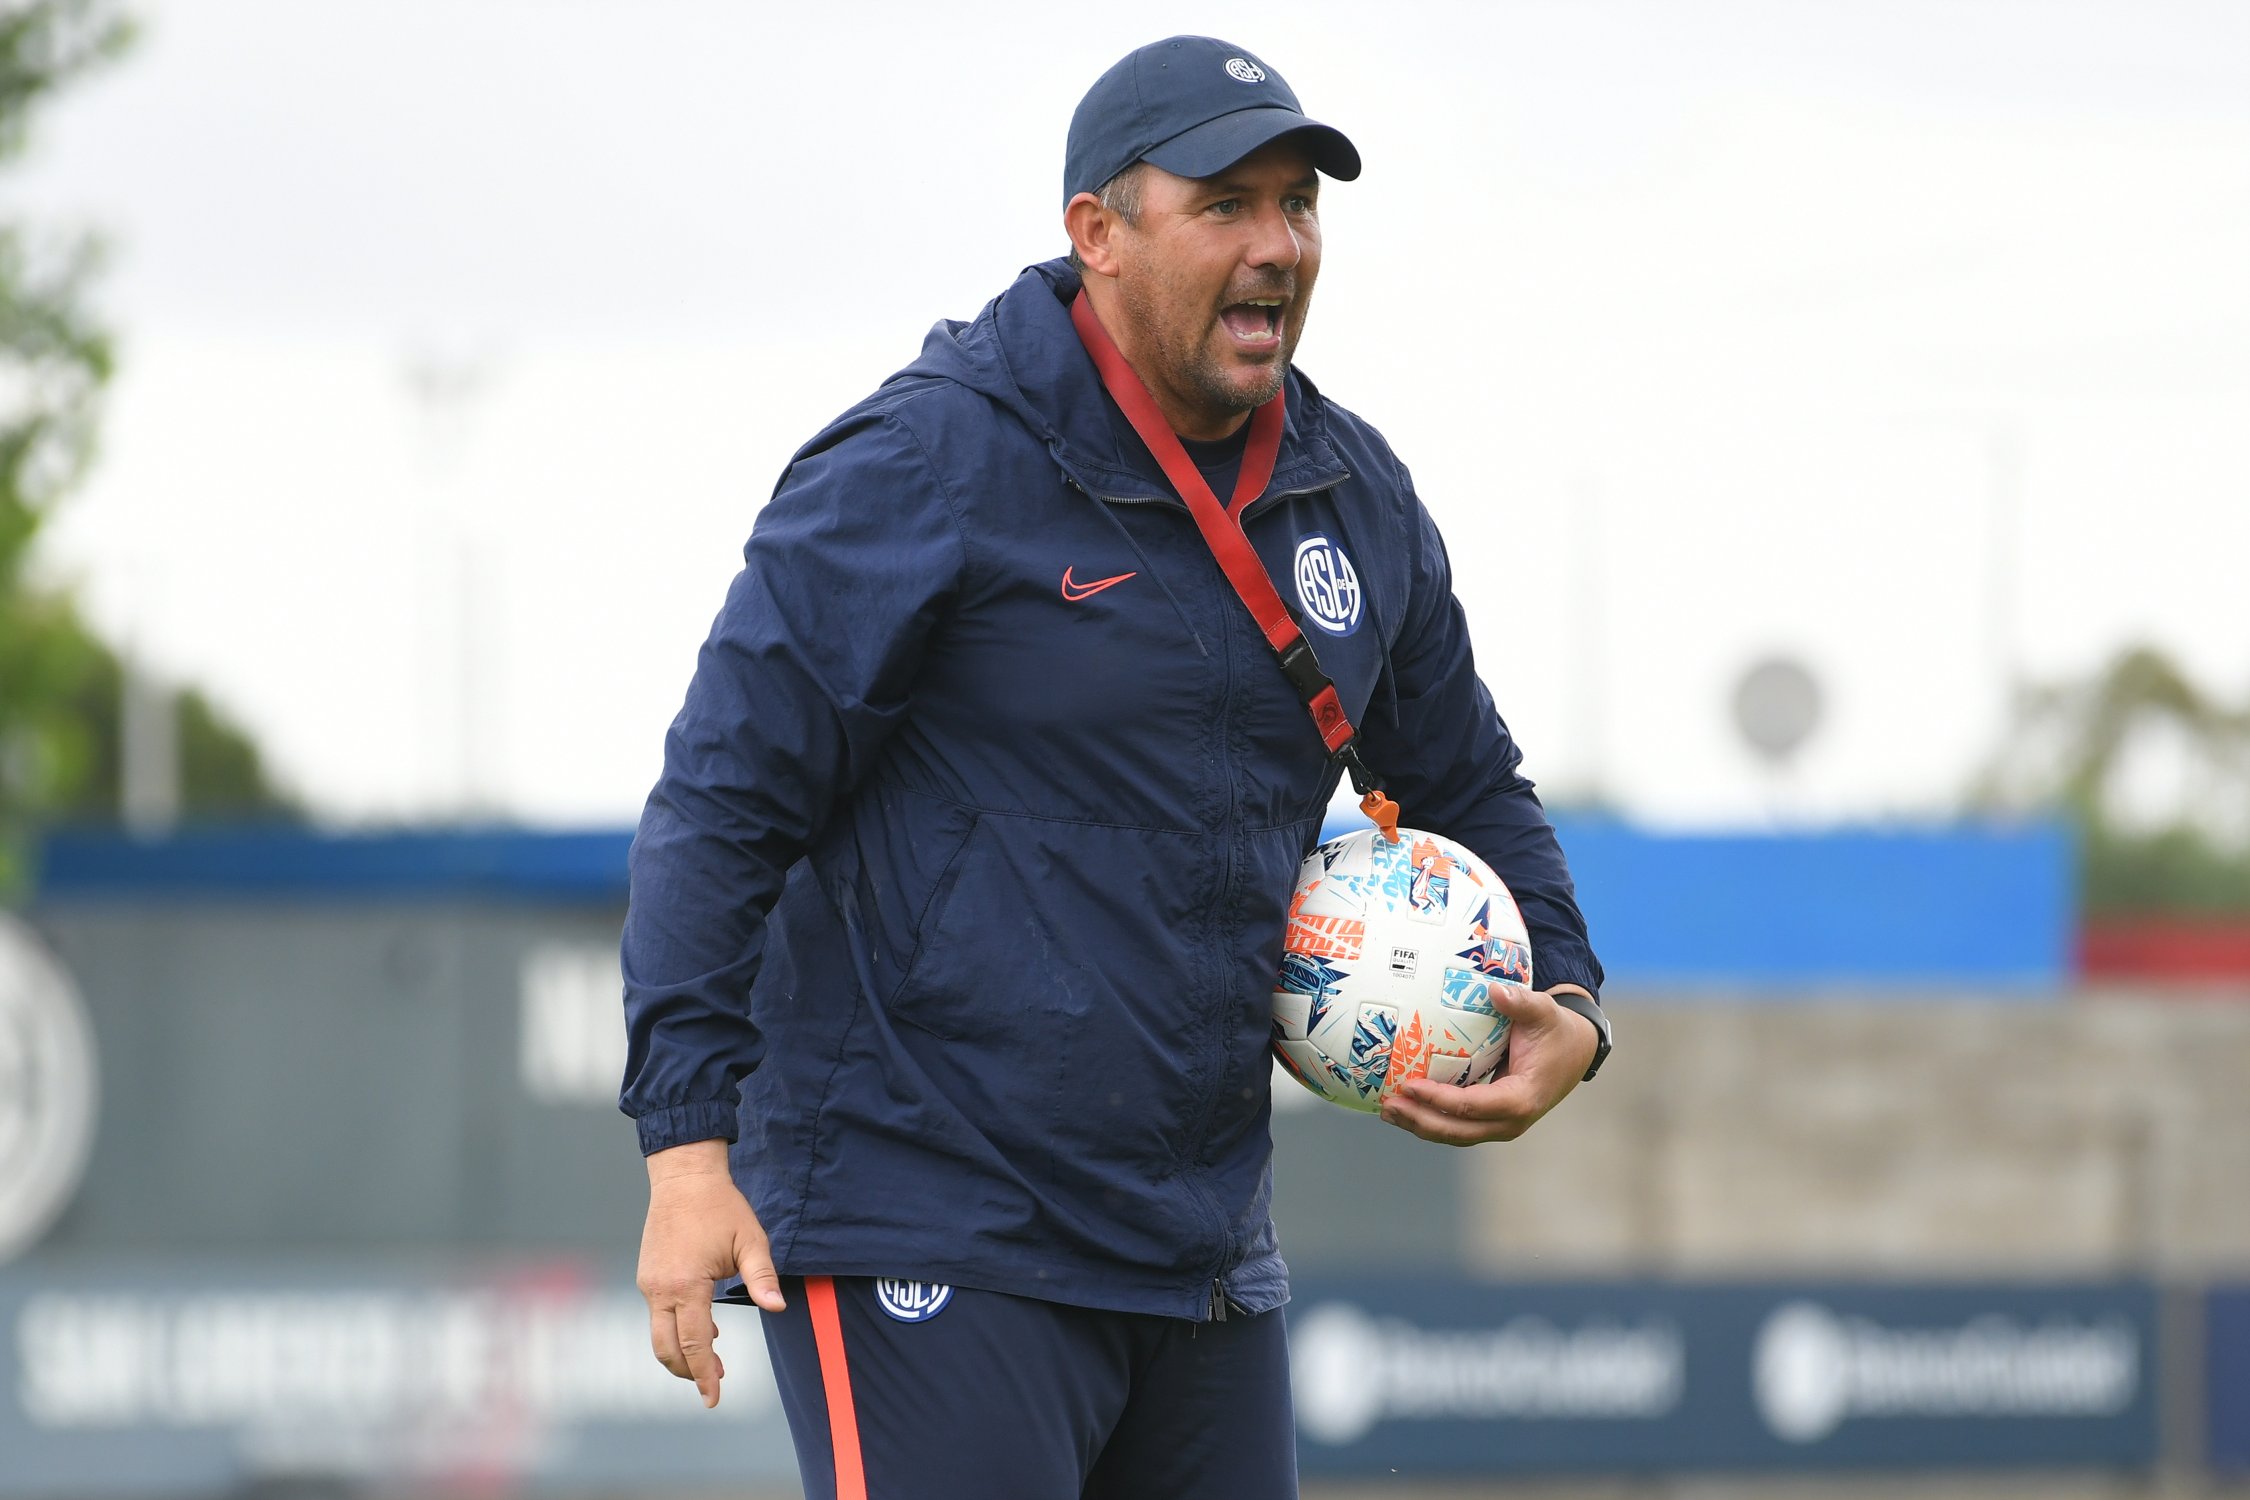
[1062,37,1362,203]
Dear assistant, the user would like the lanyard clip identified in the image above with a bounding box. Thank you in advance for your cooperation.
[1334,745,1401,844]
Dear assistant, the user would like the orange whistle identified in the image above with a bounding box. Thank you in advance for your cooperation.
[1360,789,1402,844]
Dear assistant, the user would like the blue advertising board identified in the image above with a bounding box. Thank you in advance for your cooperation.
[36,826,634,905]
[0,1258,797,1498]
[1537,819,2071,991]
[2211,1285,2250,1474]
[1306,815,2073,991]
[1288,1278,2158,1476]
[0,1263,2166,1492]
[44,817,2072,988]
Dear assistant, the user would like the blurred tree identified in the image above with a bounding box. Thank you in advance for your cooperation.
[1973,644,2250,915]
[1,1,299,896]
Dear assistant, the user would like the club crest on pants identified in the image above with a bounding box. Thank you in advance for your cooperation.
[875,1278,954,1322]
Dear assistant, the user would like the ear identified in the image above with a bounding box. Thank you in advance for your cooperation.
[1063,191,1126,280]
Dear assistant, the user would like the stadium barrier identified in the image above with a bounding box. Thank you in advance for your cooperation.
[1286,1276,2158,1477]
[1303,813,2075,991]
[0,1263,2179,1494]
[2211,1285,2250,1475]
[21,823,2212,1494]
[0,1259,797,1496]
[2081,918,2250,983]
[1522,817,2071,993]
[41,816,2077,992]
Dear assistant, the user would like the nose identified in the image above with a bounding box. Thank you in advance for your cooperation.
[1245,201,1302,273]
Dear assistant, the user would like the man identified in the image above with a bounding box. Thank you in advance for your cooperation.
[621,35,1610,1499]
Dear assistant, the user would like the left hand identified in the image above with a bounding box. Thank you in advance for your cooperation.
[1380,984,1600,1146]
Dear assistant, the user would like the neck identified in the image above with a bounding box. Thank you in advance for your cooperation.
[1080,279,1250,442]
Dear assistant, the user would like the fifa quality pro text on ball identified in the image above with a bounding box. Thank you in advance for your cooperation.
[1271,828,1533,1112]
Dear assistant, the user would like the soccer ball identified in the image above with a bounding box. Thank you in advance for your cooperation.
[1271,827,1532,1112]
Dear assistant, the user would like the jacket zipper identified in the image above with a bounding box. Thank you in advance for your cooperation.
[1199,567,1243,1312]
[1084,469,1355,1321]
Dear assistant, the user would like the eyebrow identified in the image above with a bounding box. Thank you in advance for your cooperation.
[1202,173,1321,195]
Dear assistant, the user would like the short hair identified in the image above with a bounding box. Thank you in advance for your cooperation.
[1067,162,1148,274]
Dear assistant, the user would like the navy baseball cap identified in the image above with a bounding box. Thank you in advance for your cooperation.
[1064,36,1362,203]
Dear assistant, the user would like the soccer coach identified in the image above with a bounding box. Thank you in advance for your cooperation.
[621,35,1610,1499]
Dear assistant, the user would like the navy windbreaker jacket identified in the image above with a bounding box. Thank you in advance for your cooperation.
[620,259,1603,1320]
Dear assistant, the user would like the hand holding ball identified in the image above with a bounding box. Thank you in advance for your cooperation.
[1270,828,1531,1113]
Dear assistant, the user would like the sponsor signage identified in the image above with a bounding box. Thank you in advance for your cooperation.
[2211,1286,2250,1474]
[1288,1278,2158,1475]
[0,1261,797,1497]
[0,1264,2167,1491]
[0,917,98,1266]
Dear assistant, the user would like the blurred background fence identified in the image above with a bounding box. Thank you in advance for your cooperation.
[3,821,2247,1497]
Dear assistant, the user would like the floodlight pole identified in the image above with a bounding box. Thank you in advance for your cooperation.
[119,651,180,837]
[117,553,181,838]
[1984,418,2024,722]
[404,350,498,821]
[1573,474,1607,805]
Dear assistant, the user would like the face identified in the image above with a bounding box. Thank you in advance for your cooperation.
[1101,139,1323,438]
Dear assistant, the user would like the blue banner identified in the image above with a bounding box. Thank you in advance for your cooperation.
[1288,1278,2158,1475]
[2211,1285,2250,1474]
[1552,820,2073,991]
[0,1259,796,1497]
[0,1263,2163,1491]
[46,819,2073,988]
[1307,816,2074,992]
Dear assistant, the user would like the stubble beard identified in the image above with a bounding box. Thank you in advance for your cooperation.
[1116,270,1301,425]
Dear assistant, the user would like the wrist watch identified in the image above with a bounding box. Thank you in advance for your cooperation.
[1547,988,1612,1082]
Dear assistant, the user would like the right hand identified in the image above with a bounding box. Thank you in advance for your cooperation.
[636,1138,786,1409]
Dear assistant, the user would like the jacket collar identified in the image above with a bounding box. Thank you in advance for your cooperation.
[984,260,1351,508]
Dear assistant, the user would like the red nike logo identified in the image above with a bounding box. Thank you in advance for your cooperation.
[1060,565,1137,602]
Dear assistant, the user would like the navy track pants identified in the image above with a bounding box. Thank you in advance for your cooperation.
[757,1275,1297,1500]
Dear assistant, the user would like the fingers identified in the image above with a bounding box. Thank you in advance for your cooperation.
[1379,1090,1482,1145]
[737,1244,788,1314]
[648,1300,689,1381]
[1381,1075,1538,1145]
[1383,985,1592,1146]
[638,1164,780,1405]
[673,1292,726,1409]
[1483,981,1550,1023]
[1487,983,1597,1106]
[643,1283,727,1406]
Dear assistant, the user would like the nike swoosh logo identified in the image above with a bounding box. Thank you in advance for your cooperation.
[1060,566,1137,602]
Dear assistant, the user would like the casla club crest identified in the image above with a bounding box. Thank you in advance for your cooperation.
[1293,534,1363,636]
[875,1278,954,1323]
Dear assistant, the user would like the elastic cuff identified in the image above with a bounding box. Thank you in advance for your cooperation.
[634,1100,740,1156]
[1534,952,1603,1003]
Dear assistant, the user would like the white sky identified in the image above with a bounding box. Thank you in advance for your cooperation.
[12,0,2249,829]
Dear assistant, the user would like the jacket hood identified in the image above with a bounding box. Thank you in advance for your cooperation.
[889,258,1350,505]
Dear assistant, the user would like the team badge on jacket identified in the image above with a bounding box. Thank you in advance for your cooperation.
[1293,534,1363,636]
[875,1279,954,1322]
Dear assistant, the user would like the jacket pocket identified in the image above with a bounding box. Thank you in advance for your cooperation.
[813,783,978,1012]
[885,808,980,1022]
[883,808,1014,1043]
[885,809,1111,1046]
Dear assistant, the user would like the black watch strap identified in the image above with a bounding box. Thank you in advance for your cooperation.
[1549,990,1612,1082]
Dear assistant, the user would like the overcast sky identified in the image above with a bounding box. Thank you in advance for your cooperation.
[13,0,2249,829]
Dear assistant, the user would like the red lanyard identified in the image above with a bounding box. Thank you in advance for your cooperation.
[1069,289,1399,840]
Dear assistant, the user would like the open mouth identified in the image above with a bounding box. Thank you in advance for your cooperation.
[1219,298,1285,348]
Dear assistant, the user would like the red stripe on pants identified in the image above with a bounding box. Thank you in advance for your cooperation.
[806,1276,868,1500]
